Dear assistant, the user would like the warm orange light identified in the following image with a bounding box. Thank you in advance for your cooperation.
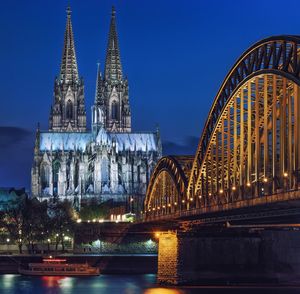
[283,172,288,177]
[219,189,223,194]
[43,258,66,262]
[246,182,251,187]
[168,203,171,207]
[155,232,160,238]
[189,198,193,201]
[263,177,268,183]
[182,199,185,203]
[174,202,177,206]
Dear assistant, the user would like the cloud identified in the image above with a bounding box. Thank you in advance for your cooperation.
[0,126,31,148]
[162,136,198,156]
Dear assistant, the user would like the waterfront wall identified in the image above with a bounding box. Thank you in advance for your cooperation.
[74,238,157,254]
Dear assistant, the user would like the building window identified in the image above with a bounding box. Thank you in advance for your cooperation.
[111,101,119,120]
[66,100,73,120]
[41,164,50,189]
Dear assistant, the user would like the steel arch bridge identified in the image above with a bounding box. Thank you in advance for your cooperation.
[144,35,300,221]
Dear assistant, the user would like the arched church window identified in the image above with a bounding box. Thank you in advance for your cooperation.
[111,101,119,120]
[53,160,61,196]
[66,100,73,120]
[101,157,109,185]
[41,164,50,189]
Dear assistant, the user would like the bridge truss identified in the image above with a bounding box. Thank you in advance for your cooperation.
[144,36,300,220]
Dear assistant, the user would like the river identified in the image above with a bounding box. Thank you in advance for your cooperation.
[0,274,300,294]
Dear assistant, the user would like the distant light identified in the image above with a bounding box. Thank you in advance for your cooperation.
[198,195,202,199]
[283,172,288,177]
[47,239,51,242]
[155,232,160,238]
[189,198,193,202]
[174,202,177,206]
[115,220,119,223]
[232,186,236,191]
[263,177,268,183]
[219,189,224,194]
[157,206,160,210]
[87,220,90,223]
[209,193,212,196]
[99,219,104,223]
[130,198,134,202]
[76,219,82,223]
[92,219,96,222]
[152,208,156,211]
[6,238,10,243]
[162,205,166,208]
[168,203,171,207]
[182,200,185,203]
[246,182,251,187]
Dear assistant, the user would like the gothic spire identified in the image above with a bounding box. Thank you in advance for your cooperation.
[104,6,123,81]
[94,63,102,104]
[60,6,79,83]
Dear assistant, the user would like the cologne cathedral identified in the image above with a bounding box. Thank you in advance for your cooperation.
[31,7,162,207]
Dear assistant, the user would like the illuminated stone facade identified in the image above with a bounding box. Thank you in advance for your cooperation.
[31,7,162,206]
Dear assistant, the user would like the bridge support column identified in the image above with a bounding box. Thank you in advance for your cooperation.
[157,231,180,284]
[157,229,300,285]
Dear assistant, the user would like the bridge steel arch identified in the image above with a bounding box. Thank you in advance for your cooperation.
[144,156,194,218]
[145,36,300,220]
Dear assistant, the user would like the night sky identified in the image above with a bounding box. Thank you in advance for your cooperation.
[1,0,300,190]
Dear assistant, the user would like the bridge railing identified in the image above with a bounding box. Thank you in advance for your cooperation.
[144,188,300,222]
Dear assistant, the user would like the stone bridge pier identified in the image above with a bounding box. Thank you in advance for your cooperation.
[157,229,300,285]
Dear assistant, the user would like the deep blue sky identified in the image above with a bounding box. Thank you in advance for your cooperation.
[1,0,300,190]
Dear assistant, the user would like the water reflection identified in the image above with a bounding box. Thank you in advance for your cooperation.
[145,288,185,294]
[1,275,300,294]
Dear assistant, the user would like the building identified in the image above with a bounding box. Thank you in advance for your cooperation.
[31,7,162,208]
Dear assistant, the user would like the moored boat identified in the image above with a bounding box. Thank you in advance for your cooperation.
[18,257,100,276]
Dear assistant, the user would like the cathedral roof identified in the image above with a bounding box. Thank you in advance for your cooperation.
[39,131,159,153]
[40,132,92,152]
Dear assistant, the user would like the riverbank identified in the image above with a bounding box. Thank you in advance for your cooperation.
[0,254,157,274]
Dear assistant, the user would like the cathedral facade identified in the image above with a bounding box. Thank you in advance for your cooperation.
[31,7,162,207]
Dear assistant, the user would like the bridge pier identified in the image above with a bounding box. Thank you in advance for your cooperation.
[157,229,300,285]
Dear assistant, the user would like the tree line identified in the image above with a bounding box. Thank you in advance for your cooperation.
[0,195,76,254]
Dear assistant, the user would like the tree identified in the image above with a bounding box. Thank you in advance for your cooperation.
[48,200,76,252]
[0,196,50,254]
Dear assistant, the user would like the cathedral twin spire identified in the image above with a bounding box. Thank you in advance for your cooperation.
[50,6,131,133]
[60,6,79,84]
[104,6,123,81]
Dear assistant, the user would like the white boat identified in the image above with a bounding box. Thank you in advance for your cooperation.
[19,257,100,276]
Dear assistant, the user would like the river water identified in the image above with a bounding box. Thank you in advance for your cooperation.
[0,274,300,294]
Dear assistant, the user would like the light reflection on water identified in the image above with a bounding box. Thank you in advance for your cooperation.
[1,274,300,294]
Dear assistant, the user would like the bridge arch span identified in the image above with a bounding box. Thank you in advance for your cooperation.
[144,156,194,218]
[189,36,300,197]
[145,36,300,220]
